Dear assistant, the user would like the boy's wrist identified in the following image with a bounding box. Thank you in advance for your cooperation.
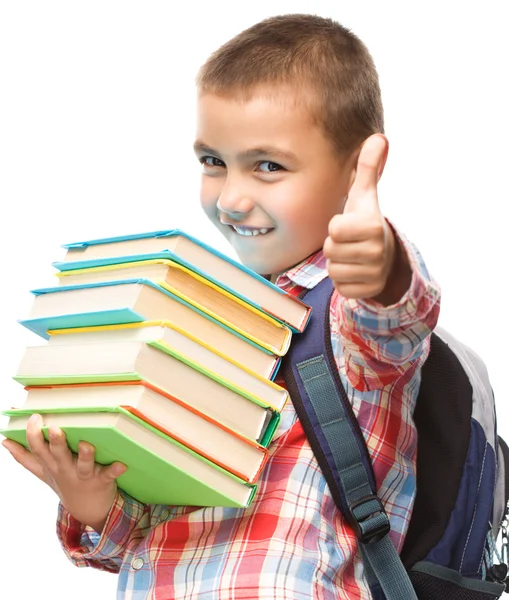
[62,490,119,534]
[372,224,411,306]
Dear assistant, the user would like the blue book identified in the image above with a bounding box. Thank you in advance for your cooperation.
[53,229,312,333]
[19,279,289,371]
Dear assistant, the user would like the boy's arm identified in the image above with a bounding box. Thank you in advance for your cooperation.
[331,226,440,390]
[2,420,148,571]
[323,134,440,390]
[57,490,147,571]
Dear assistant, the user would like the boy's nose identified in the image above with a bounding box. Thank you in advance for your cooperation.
[216,188,255,220]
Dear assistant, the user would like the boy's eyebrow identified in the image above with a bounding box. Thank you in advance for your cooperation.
[193,140,298,163]
[193,141,219,156]
[239,146,298,163]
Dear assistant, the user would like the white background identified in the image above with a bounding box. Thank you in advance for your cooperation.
[0,2,507,598]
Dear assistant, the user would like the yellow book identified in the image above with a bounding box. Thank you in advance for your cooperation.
[21,276,291,356]
[47,320,281,381]
[47,320,289,409]
[57,260,292,355]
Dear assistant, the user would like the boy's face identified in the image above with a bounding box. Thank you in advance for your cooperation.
[194,89,357,275]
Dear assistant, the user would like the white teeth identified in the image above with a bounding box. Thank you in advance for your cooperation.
[232,226,271,236]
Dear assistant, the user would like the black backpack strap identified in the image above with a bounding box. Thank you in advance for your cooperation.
[282,277,417,600]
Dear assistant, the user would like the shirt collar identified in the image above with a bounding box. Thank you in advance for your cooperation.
[274,249,329,293]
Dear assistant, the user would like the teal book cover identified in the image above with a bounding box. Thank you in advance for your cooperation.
[54,228,311,333]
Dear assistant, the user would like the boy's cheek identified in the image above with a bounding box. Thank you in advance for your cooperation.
[199,178,221,215]
[199,189,217,219]
[200,200,217,223]
[200,196,228,238]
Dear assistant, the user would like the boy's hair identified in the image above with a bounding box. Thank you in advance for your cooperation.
[196,14,384,155]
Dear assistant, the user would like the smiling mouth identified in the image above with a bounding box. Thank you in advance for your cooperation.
[229,225,274,237]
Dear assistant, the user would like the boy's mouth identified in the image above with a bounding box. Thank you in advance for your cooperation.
[230,225,273,237]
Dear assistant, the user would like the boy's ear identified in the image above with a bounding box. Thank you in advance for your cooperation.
[347,133,389,189]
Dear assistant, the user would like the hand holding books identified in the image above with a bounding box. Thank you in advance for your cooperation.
[3,412,126,533]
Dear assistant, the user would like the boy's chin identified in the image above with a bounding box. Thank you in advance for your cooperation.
[230,239,317,277]
[237,256,278,277]
[237,255,293,279]
[240,249,322,279]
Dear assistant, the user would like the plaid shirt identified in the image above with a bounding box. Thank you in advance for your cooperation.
[57,231,441,599]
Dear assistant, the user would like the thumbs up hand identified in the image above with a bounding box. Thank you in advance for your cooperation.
[323,134,410,305]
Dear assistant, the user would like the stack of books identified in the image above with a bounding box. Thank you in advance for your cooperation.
[0,230,312,509]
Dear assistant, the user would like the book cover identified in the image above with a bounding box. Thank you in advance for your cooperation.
[0,407,257,507]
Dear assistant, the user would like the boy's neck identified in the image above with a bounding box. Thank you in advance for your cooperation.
[264,248,325,285]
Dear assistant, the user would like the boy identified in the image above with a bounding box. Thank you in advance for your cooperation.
[2,14,440,599]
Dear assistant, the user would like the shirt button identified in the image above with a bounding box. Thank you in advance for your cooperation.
[160,509,171,521]
[131,557,144,570]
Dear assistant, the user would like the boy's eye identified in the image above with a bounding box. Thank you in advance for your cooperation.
[258,161,283,173]
[200,156,225,168]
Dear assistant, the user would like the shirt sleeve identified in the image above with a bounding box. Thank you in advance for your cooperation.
[332,224,441,391]
[56,490,148,571]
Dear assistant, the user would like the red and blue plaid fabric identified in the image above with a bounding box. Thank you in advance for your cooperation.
[57,231,441,599]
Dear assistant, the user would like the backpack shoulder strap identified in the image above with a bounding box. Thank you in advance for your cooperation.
[281,277,417,600]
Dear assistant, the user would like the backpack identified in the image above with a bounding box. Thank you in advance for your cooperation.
[282,276,509,600]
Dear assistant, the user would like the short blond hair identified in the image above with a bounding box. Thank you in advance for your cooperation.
[196,14,384,155]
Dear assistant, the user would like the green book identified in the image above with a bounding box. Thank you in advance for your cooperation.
[0,406,256,508]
